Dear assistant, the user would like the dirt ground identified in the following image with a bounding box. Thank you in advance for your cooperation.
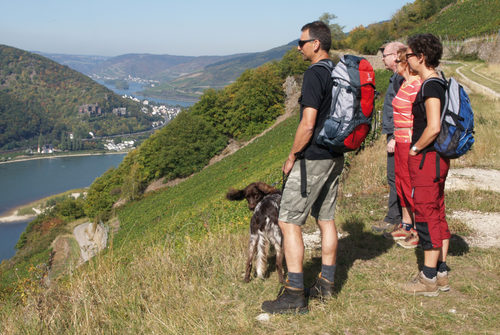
[447,168,500,248]
[303,168,500,250]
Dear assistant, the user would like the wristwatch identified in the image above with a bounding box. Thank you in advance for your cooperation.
[411,145,419,153]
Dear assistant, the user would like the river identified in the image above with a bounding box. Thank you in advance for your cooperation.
[96,80,195,107]
[0,153,126,261]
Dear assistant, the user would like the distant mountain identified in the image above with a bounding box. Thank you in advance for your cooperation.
[39,52,244,82]
[36,52,110,76]
[38,42,296,101]
[91,54,243,82]
[0,45,156,150]
[141,41,297,100]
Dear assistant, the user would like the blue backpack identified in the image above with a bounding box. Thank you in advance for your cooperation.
[422,75,475,158]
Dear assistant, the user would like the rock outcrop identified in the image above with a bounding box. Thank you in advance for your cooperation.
[73,221,108,264]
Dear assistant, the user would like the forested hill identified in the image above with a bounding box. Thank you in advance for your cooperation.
[0,45,155,150]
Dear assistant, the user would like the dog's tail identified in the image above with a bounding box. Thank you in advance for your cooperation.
[226,188,245,201]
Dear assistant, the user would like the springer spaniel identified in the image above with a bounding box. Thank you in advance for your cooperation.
[226,182,284,283]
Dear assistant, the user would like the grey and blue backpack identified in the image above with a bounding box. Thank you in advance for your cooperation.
[418,74,475,183]
[424,75,475,158]
[312,55,376,153]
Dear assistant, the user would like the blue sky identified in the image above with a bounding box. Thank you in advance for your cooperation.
[0,0,412,56]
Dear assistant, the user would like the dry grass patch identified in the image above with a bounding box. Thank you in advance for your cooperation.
[1,214,499,334]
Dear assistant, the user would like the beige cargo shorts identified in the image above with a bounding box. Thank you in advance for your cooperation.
[278,156,344,226]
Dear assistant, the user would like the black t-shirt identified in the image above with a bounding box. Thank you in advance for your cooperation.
[300,59,343,160]
[411,78,446,150]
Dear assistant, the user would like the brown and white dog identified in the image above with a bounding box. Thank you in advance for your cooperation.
[226,182,284,283]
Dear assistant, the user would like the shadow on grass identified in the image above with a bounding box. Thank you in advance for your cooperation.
[303,218,394,294]
[414,234,470,271]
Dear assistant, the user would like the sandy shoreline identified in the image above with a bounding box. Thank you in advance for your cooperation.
[0,198,42,224]
[0,210,36,224]
[0,150,128,165]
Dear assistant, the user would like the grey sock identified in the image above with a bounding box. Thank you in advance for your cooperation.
[321,264,336,282]
[422,265,437,279]
[287,272,304,289]
[437,261,447,273]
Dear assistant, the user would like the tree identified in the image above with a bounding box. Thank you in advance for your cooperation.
[319,12,346,48]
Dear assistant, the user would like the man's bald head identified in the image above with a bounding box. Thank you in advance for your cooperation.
[382,41,406,72]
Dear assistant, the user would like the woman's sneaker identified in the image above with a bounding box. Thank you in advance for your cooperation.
[397,229,419,249]
[437,271,450,292]
[384,224,410,240]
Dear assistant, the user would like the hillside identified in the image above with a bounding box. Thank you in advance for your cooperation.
[0,59,499,332]
[0,45,157,150]
[410,0,500,39]
[340,0,500,55]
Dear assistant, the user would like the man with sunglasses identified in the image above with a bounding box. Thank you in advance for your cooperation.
[261,21,344,314]
[372,41,405,233]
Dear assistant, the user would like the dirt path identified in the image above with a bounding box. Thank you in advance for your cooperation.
[447,168,500,248]
[302,168,500,250]
[454,62,500,100]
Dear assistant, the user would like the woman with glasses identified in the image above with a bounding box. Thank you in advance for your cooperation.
[387,47,422,249]
[403,34,450,296]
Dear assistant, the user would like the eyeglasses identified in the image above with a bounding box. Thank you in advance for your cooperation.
[395,59,404,64]
[406,53,418,60]
[382,53,395,58]
[298,39,315,48]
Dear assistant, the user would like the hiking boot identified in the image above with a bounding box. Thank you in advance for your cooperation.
[437,271,450,292]
[261,286,308,314]
[402,271,439,297]
[384,224,410,240]
[371,221,397,233]
[397,229,419,249]
[306,273,334,300]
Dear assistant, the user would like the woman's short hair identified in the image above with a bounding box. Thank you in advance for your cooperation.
[301,21,332,52]
[407,34,443,68]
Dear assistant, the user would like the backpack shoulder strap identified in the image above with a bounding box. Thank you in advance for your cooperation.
[420,77,449,120]
[309,59,334,72]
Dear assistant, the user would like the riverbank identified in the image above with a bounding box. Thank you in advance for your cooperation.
[0,150,129,165]
[0,210,36,223]
[0,187,89,224]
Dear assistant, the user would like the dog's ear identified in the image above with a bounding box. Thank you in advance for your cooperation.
[226,188,245,201]
[255,182,278,195]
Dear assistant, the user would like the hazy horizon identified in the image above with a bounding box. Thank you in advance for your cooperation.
[0,0,411,57]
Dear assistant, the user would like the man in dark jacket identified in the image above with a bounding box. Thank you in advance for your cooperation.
[373,41,405,232]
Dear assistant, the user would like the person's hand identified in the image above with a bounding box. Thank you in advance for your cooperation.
[387,138,396,153]
[282,157,295,175]
[409,149,417,156]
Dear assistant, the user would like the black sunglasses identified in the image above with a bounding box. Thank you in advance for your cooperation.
[298,39,315,48]
[406,53,418,60]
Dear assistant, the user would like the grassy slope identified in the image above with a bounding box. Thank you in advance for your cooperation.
[411,0,500,39]
[1,65,499,333]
